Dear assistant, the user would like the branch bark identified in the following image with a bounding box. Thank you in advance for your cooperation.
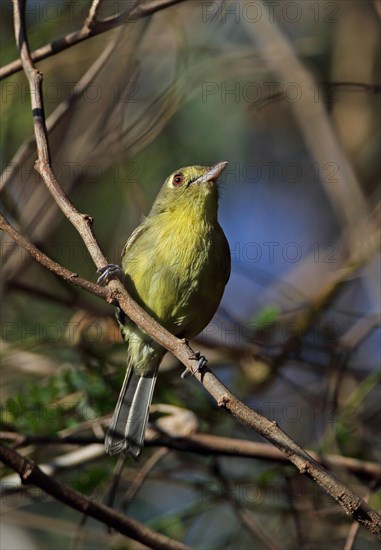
[0,443,189,550]
[1,0,186,81]
[0,213,109,301]
[1,431,380,484]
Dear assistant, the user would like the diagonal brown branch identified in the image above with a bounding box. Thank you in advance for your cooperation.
[0,212,109,301]
[0,443,189,550]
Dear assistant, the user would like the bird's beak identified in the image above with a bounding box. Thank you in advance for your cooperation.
[193,161,228,185]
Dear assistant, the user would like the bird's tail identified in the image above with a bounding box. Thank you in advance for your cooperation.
[105,362,159,459]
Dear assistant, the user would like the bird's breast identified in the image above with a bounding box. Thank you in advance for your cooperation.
[124,212,229,338]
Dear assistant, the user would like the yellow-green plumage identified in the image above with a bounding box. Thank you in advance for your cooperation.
[104,162,230,458]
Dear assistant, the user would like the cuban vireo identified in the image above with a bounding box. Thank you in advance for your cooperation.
[99,161,230,458]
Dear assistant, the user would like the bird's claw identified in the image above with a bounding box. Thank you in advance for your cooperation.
[97,264,124,286]
[181,351,207,379]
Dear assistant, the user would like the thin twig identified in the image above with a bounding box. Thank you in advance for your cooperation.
[252,81,381,111]
[1,35,117,191]
[213,459,281,550]
[272,230,380,370]
[12,1,109,270]
[83,0,105,32]
[0,213,110,301]
[121,447,169,509]
[1,0,186,81]
[1,431,380,483]
[343,492,372,550]
[285,476,306,549]
[105,455,126,510]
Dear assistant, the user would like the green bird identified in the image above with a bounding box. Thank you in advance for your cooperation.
[98,161,230,458]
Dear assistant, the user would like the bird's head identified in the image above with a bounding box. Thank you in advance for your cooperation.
[151,161,228,220]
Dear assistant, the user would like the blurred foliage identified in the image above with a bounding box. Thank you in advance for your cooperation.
[1,1,380,549]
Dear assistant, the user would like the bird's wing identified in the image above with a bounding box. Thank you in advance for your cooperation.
[121,220,148,259]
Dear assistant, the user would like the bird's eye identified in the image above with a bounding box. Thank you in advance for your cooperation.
[172,173,184,187]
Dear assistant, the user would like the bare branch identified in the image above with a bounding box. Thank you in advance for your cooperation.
[273,236,380,369]
[1,0,186,81]
[1,36,117,192]
[1,431,380,484]
[344,491,373,550]
[146,433,381,483]
[121,448,169,508]
[0,443,190,550]
[0,213,109,301]
[82,0,105,32]
[213,459,281,550]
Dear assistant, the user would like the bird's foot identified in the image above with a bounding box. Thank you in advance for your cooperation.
[97,264,124,286]
[181,351,207,379]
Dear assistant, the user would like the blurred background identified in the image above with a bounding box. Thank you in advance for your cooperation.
[1,1,380,548]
